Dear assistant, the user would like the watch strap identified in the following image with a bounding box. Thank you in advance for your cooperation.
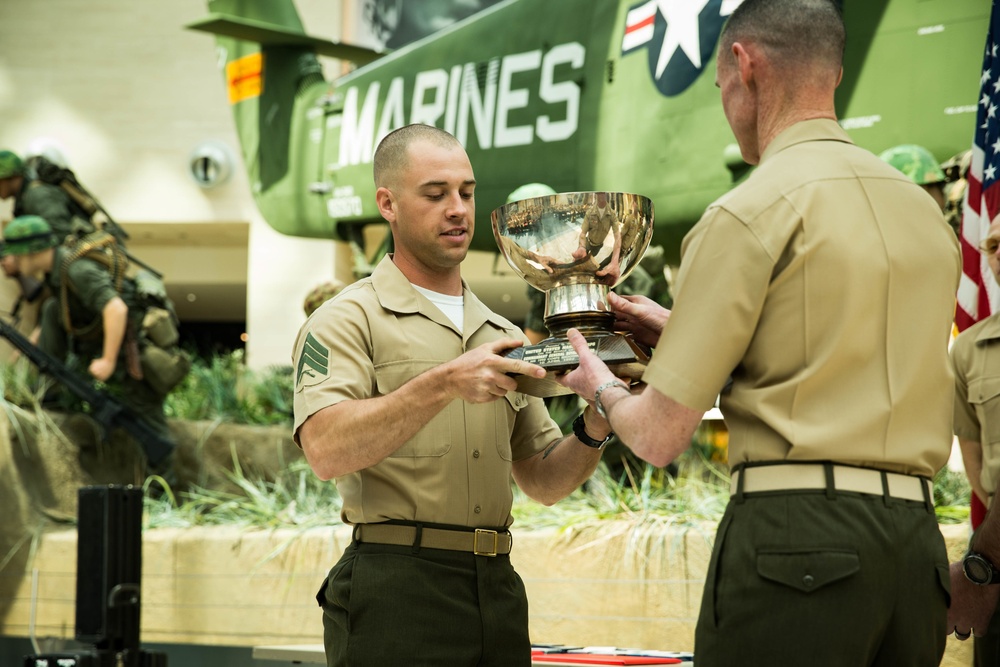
[572,413,611,450]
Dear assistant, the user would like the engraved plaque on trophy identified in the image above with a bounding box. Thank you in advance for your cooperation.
[491,191,654,397]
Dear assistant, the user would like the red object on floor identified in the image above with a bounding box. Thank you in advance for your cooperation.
[530,653,681,665]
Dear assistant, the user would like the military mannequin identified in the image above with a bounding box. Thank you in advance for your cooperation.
[2,215,187,478]
[878,144,948,212]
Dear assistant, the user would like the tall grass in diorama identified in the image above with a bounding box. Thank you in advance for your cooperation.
[0,350,976,531]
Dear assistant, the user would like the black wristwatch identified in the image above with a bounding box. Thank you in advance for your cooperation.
[573,413,612,450]
[963,551,1000,585]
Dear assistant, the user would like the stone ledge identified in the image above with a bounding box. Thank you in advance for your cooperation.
[0,522,974,665]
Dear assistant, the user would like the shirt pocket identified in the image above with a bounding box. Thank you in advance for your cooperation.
[375,360,452,458]
[494,391,528,462]
[969,376,1000,495]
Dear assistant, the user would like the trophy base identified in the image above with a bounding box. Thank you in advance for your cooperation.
[503,332,649,398]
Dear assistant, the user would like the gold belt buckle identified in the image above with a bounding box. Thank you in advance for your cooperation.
[474,529,498,557]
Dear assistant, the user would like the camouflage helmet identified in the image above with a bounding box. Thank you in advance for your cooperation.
[3,215,58,256]
[878,144,946,185]
[506,183,557,203]
[0,150,24,180]
[303,279,346,316]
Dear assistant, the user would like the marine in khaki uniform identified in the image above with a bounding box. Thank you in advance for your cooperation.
[951,218,1000,657]
[293,125,610,667]
[559,1,959,665]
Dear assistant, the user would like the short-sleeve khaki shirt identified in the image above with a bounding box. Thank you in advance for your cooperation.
[643,119,960,478]
[952,314,1000,495]
[292,256,562,527]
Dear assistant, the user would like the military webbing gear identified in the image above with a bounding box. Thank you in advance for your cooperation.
[24,154,129,245]
[0,150,24,179]
[59,230,129,338]
[3,215,59,255]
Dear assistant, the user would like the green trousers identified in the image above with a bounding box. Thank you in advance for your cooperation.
[695,490,949,667]
[317,539,531,667]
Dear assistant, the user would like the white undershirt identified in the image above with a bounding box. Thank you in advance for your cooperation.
[413,285,464,330]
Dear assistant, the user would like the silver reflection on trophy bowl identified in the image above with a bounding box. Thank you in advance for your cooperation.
[491,191,654,397]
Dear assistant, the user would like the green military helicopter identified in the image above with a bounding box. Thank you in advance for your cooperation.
[189,0,989,268]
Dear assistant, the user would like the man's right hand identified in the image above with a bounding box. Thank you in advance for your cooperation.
[441,338,546,403]
[609,292,669,349]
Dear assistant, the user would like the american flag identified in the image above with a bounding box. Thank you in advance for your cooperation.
[957,0,1000,331]
[958,0,1000,529]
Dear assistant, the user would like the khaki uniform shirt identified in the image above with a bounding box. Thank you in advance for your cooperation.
[580,205,618,250]
[643,119,960,478]
[953,314,1000,495]
[292,256,562,527]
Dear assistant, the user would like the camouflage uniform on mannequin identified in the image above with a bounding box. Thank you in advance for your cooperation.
[0,150,95,241]
[942,149,973,237]
[878,144,948,213]
[2,216,188,478]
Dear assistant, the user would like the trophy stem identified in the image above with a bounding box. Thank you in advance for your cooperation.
[543,283,613,335]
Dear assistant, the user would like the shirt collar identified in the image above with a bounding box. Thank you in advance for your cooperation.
[759,118,854,164]
[976,313,1000,344]
[370,255,511,336]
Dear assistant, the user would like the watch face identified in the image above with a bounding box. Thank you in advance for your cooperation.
[966,555,993,584]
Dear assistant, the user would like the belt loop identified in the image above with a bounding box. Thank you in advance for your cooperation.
[733,463,746,504]
[823,462,836,500]
[411,523,423,555]
[921,477,934,514]
[352,524,361,543]
[880,470,891,507]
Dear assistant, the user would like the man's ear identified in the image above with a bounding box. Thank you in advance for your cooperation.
[375,186,396,223]
[732,42,754,88]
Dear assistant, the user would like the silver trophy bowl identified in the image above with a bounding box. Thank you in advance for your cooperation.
[491,191,654,396]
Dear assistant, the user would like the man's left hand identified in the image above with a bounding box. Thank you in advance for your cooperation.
[948,561,1000,640]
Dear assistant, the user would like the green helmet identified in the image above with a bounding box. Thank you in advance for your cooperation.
[303,279,346,316]
[3,215,58,255]
[0,150,24,180]
[506,183,557,203]
[878,144,946,185]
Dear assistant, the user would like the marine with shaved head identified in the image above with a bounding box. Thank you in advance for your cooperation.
[557,0,960,664]
[292,124,610,667]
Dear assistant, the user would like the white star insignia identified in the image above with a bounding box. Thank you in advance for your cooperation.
[992,137,1000,154]
[984,68,993,85]
[984,93,991,107]
[654,0,712,79]
[990,103,998,119]
[994,78,1000,94]
[987,163,997,181]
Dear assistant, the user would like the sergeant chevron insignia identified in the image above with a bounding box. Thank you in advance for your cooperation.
[296,332,330,387]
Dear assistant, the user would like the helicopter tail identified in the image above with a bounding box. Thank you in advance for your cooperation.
[187,0,382,205]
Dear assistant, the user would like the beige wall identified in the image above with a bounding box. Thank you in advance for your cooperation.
[0,0,348,368]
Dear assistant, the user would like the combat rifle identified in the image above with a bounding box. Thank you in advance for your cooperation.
[0,317,174,467]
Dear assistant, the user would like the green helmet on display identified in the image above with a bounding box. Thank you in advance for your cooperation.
[506,183,557,203]
[0,150,25,180]
[3,215,58,255]
[303,279,346,316]
[878,144,946,186]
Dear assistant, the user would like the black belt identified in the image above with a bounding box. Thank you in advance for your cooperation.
[354,523,512,556]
